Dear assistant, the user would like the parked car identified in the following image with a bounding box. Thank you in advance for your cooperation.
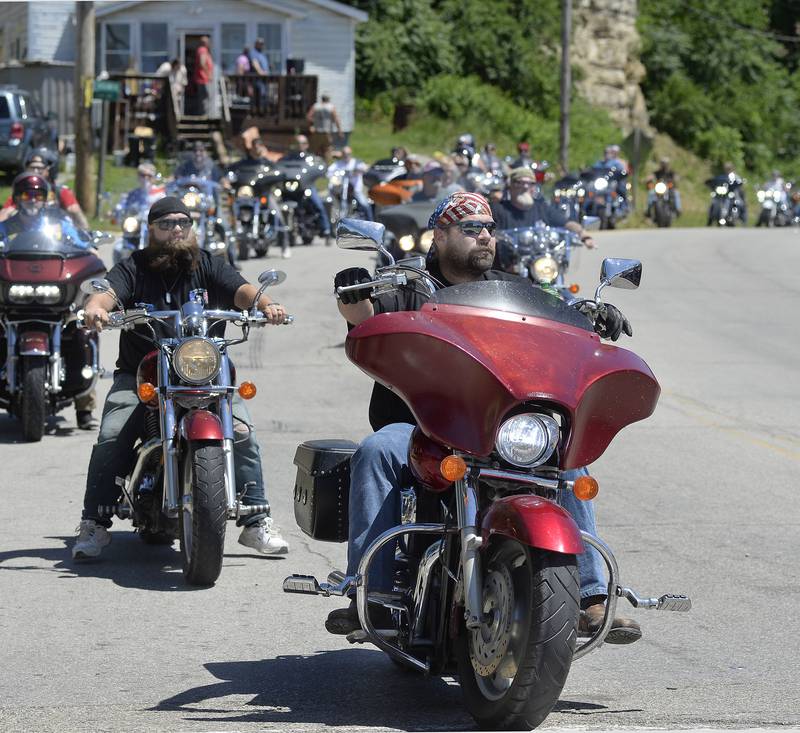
[0,86,57,176]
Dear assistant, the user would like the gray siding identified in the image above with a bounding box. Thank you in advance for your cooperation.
[28,2,76,63]
[0,64,75,136]
[287,7,356,130]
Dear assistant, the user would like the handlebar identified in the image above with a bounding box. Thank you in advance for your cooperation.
[78,308,293,331]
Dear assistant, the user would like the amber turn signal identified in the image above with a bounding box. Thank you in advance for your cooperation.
[137,382,157,403]
[440,455,467,482]
[573,475,599,501]
[569,283,580,294]
[238,381,257,400]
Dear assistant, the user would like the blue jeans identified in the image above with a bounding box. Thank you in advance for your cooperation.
[82,372,269,528]
[308,189,331,234]
[346,423,607,601]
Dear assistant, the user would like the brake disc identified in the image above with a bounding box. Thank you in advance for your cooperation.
[469,562,514,677]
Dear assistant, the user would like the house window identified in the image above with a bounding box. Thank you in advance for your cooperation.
[141,22,168,73]
[104,23,131,72]
[221,23,246,74]
[257,23,282,74]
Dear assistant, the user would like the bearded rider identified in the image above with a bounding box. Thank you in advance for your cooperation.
[72,197,290,560]
[326,191,640,643]
[492,167,596,248]
[0,173,99,429]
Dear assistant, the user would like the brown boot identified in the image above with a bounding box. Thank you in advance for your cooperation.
[579,602,642,645]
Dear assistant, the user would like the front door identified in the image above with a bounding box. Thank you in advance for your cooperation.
[177,30,215,117]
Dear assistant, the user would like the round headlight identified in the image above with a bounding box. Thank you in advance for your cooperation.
[715,185,728,195]
[237,185,254,198]
[8,284,35,303]
[419,229,434,253]
[273,187,282,198]
[173,338,221,385]
[756,190,766,202]
[398,235,415,252]
[495,413,560,467]
[285,181,299,192]
[531,255,559,284]
[123,216,139,233]
[654,181,667,195]
[182,192,201,209]
[594,177,608,192]
[35,284,62,304]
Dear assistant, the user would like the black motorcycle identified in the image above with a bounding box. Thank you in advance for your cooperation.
[580,166,630,230]
[377,199,435,263]
[226,165,289,259]
[551,173,585,224]
[647,179,678,228]
[272,155,328,246]
[706,174,746,227]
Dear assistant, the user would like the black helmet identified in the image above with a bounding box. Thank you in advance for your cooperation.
[12,172,50,214]
[24,147,59,180]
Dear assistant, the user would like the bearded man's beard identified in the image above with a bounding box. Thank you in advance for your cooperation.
[145,236,200,273]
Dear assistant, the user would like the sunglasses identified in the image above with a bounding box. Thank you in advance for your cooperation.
[155,217,192,231]
[454,220,496,236]
[19,191,47,202]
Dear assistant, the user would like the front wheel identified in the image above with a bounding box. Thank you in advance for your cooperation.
[179,441,227,586]
[456,541,579,730]
[20,356,47,442]
[654,199,672,228]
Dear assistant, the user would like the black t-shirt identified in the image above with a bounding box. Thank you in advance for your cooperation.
[365,262,527,432]
[106,249,246,374]
[491,198,568,230]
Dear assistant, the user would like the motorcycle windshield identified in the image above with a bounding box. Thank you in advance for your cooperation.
[273,159,325,186]
[346,281,659,467]
[0,225,90,257]
[377,200,433,233]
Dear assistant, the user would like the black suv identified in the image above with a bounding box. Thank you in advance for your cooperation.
[0,85,58,175]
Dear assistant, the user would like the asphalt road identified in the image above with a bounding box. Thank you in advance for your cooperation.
[1,225,799,732]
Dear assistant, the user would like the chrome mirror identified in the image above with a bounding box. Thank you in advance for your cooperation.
[252,269,286,311]
[595,258,642,300]
[80,278,112,296]
[336,218,386,251]
[257,269,287,287]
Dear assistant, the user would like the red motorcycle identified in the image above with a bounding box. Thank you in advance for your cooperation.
[0,225,106,441]
[284,220,691,730]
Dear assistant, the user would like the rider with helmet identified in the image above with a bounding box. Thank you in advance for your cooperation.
[0,173,98,429]
[0,148,89,229]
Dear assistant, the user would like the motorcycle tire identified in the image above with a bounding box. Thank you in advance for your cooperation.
[455,540,579,731]
[179,440,227,586]
[20,356,47,442]
[238,239,250,261]
[654,200,672,228]
[598,211,609,230]
[756,210,771,228]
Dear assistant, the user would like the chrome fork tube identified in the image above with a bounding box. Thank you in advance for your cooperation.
[159,353,179,516]
[218,357,236,510]
[6,323,17,394]
[50,321,62,393]
[455,476,483,629]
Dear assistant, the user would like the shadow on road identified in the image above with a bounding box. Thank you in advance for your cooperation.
[152,648,473,730]
[0,533,204,592]
[0,415,79,444]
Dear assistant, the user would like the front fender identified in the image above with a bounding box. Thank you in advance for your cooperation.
[18,331,51,356]
[180,409,224,441]
[481,495,584,555]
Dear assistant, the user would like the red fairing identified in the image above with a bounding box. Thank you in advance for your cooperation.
[481,495,584,555]
[0,252,104,284]
[181,410,224,441]
[18,331,50,355]
[346,303,660,468]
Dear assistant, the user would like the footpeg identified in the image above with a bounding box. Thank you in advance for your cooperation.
[282,571,355,597]
[617,586,692,612]
[283,574,323,595]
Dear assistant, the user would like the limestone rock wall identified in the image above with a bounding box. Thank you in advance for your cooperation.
[572,0,650,133]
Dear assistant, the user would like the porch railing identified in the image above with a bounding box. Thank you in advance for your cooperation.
[224,74,318,131]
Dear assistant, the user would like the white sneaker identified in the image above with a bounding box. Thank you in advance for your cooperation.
[72,520,111,559]
[238,517,289,555]
[281,247,292,259]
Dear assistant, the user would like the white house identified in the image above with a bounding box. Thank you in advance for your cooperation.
[0,0,367,133]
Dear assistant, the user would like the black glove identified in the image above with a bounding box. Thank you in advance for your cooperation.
[594,303,633,341]
[334,267,372,305]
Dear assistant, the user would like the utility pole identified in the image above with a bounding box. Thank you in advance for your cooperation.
[74,1,95,215]
[559,0,572,174]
